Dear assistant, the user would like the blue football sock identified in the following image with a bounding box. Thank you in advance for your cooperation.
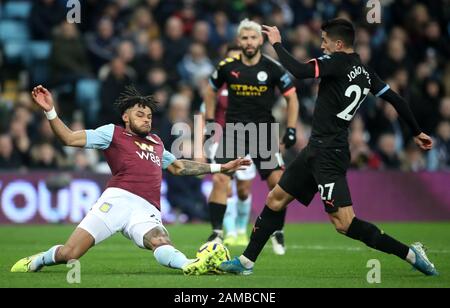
[30,244,62,271]
[223,197,237,236]
[236,195,252,233]
[154,245,190,269]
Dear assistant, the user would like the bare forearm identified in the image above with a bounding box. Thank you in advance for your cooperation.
[204,86,216,120]
[177,160,215,176]
[286,95,299,128]
[49,117,86,147]
[48,117,73,144]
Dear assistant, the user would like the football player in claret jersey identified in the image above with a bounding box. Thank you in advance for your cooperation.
[203,19,299,254]
[11,85,250,276]
[219,19,438,276]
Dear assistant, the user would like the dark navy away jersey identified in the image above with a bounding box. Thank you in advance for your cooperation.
[307,52,389,147]
[209,54,296,123]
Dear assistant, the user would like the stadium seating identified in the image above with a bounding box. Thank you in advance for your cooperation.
[25,41,52,64]
[25,41,52,85]
[76,79,101,125]
[0,20,30,64]
[0,20,29,43]
[2,41,27,64]
[3,1,32,20]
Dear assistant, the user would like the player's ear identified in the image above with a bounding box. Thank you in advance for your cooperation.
[258,33,264,45]
[122,112,129,124]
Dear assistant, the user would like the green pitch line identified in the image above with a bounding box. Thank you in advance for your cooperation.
[1,222,449,288]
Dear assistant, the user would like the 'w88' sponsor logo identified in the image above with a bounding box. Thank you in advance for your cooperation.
[135,141,161,166]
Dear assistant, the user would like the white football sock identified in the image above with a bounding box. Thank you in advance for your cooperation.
[239,255,254,269]
[405,248,416,264]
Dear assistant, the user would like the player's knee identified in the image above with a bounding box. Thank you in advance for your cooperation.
[266,189,287,212]
[237,187,250,200]
[333,220,351,235]
[334,225,348,235]
[144,227,171,250]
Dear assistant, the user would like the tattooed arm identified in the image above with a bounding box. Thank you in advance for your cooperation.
[169,160,211,176]
[166,158,251,176]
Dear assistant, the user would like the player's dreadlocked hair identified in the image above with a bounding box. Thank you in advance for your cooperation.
[114,85,158,117]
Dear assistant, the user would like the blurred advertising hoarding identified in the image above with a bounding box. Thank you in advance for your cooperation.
[0,171,449,224]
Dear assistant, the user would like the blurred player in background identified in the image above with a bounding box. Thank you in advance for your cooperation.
[220,19,438,276]
[201,44,261,249]
[11,85,250,276]
[201,45,259,249]
[203,19,299,256]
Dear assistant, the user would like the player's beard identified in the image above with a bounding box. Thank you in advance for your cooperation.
[130,120,151,138]
[242,45,261,59]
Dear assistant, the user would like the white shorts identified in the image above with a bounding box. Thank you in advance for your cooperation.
[208,142,256,181]
[78,187,166,248]
[235,154,257,181]
[209,142,256,181]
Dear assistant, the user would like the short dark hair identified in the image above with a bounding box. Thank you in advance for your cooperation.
[321,18,355,47]
[115,85,158,116]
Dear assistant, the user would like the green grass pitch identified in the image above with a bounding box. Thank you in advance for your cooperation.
[1,222,449,288]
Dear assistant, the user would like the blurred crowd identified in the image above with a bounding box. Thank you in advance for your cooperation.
[0,0,449,219]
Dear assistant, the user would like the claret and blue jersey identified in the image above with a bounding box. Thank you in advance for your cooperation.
[84,124,176,210]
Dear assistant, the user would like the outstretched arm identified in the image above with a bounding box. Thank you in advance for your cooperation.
[31,85,87,147]
[379,89,433,150]
[166,157,251,176]
[367,69,433,151]
[262,25,316,79]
